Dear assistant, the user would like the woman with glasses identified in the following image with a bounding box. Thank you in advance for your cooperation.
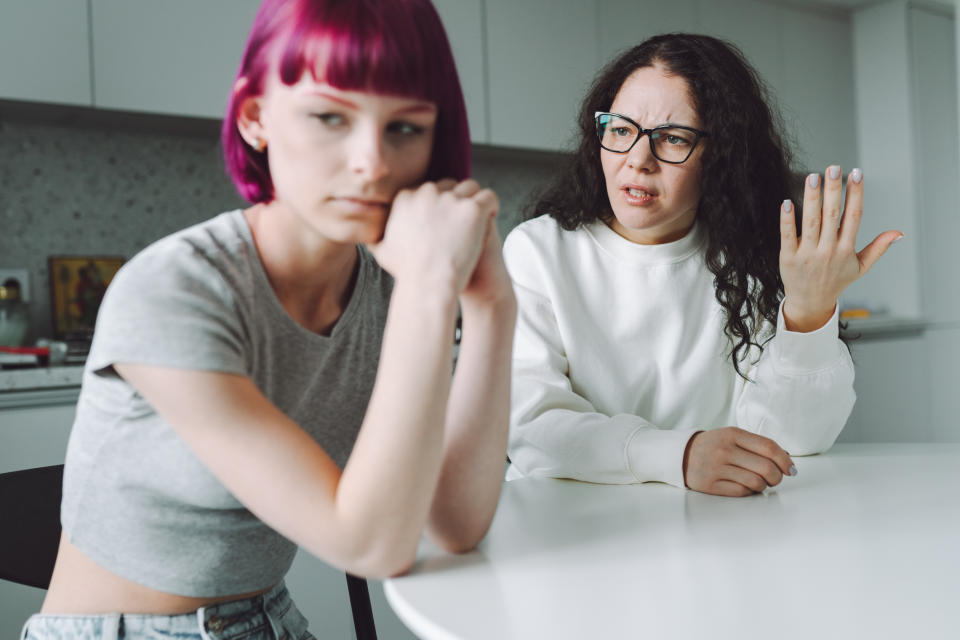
[24,1,515,638]
[503,33,900,497]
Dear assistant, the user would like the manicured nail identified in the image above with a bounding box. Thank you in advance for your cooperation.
[893,234,905,243]
[789,464,798,477]
[808,173,820,188]
[828,166,840,180]
[782,199,793,212]
[850,168,863,184]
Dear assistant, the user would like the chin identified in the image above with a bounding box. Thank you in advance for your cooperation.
[611,209,663,232]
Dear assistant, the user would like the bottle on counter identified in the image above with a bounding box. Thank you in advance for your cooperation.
[0,278,30,347]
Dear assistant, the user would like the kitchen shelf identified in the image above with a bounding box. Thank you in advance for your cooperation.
[842,316,928,340]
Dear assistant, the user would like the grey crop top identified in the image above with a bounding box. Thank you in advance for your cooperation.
[60,210,391,597]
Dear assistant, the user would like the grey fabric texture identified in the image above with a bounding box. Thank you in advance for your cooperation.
[60,210,391,597]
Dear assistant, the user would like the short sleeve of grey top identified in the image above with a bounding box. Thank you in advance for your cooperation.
[60,210,393,598]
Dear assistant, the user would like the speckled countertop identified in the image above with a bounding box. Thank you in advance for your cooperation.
[0,365,83,391]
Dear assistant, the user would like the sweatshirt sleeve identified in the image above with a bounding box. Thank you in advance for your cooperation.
[736,300,856,456]
[504,227,697,487]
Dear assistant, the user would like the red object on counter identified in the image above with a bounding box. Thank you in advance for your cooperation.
[0,346,51,356]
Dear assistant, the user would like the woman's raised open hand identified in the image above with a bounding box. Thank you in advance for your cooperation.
[779,166,903,332]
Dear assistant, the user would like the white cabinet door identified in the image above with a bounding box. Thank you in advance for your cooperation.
[90,0,261,118]
[598,0,697,62]
[0,0,91,106]
[779,7,857,173]
[698,0,782,96]
[841,335,934,443]
[0,402,76,473]
[433,0,487,144]
[912,6,959,325]
[485,0,600,151]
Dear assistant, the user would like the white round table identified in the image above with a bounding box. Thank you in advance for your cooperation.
[385,443,960,640]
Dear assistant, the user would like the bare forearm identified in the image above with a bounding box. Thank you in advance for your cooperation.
[333,280,459,575]
[427,295,516,552]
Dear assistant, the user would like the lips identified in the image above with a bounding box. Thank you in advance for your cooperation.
[621,184,658,205]
[336,196,389,207]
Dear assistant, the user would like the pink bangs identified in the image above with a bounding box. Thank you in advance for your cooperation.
[222,0,470,203]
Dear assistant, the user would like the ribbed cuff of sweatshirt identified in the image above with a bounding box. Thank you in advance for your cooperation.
[773,300,843,374]
[626,427,700,488]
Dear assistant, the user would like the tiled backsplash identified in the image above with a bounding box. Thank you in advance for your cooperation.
[0,106,562,343]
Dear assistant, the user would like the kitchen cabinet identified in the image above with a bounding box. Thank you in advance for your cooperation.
[87,0,489,144]
[598,0,697,61]
[90,0,261,118]
[485,0,600,151]
[778,6,857,173]
[4,0,863,166]
[847,2,957,322]
[433,0,488,143]
[698,0,782,103]
[913,5,959,325]
[841,335,934,443]
[0,401,76,474]
[0,398,76,640]
[0,0,91,106]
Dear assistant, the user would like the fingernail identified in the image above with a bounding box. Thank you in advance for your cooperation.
[893,234,905,243]
[850,168,863,184]
[808,173,820,188]
[789,464,798,477]
[782,199,793,213]
[828,166,840,180]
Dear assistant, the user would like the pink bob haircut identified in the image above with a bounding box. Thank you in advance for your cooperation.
[222,0,471,203]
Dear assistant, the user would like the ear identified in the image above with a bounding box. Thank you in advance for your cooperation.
[233,77,267,151]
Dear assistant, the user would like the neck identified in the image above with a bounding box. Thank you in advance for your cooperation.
[244,202,360,335]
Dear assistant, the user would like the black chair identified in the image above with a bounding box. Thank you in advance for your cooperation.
[0,465,377,639]
[0,464,63,589]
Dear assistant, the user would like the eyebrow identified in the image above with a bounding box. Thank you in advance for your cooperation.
[306,91,358,108]
[394,104,437,114]
[612,112,699,129]
[305,90,437,115]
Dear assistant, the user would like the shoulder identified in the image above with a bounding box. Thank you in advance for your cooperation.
[98,211,257,338]
[110,211,251,300]
[504,215,590,272]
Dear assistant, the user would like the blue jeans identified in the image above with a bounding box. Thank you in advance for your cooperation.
[20,582,315,640]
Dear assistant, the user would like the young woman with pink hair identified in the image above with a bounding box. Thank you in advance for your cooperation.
[23,1,515,637]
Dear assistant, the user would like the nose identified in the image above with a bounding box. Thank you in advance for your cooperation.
[348,127,390,182]
[625,135,658,172]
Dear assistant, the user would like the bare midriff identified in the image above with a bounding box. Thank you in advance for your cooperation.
[41,533,273,615]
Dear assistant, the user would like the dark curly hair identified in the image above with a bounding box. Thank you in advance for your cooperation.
[532,33,798,377]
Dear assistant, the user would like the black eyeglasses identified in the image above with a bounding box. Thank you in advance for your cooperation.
[594,111,708,164]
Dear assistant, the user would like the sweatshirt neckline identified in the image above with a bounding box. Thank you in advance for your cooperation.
[585,219,706,266]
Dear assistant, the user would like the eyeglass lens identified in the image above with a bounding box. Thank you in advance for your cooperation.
[597,114,698,163]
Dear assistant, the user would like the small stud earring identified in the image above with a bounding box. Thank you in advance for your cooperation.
[253,139,267,152]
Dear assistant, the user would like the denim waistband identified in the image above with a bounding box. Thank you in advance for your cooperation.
[21,581,310,640]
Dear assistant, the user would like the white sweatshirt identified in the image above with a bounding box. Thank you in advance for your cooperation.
[502,215,856,488]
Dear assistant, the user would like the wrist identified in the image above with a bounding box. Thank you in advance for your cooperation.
[782,298,836,333]
[459,287,517,320]
[391,279,459,321]
[682,430,702,489]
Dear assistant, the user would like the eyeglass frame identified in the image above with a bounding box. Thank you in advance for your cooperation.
[594,111,709,164]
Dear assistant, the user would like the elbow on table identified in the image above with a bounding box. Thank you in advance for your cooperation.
[344,543,419,580]
[431,528,487,556]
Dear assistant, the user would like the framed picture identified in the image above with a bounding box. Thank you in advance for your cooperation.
[48,255,125,340]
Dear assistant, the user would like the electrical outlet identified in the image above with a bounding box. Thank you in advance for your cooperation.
[0,268,31,303]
